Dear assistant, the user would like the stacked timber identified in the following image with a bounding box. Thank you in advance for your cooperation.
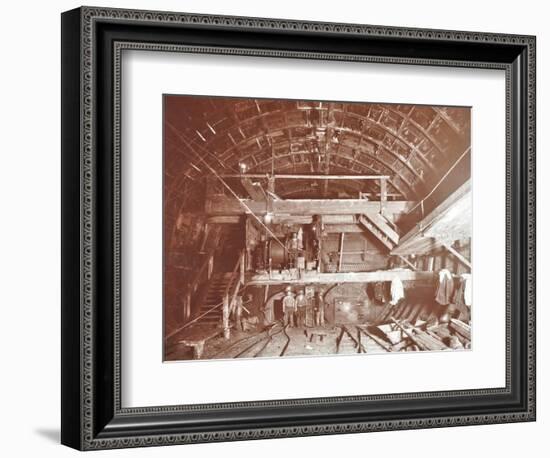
[337,316,471,354]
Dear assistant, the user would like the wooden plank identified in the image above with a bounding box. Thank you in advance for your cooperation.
[207,215,241,224]
[241,177,266,201]
[207,215,359,226]
[322,215,357,224]
[342,326,367,353]
[247,270,436,286]
[221,173,391,180]
[207,196,416,216]
[449,318,471,340]
[380,177,387,214]
[442,243,472,271]
[398,255,418,271]
[357,326,393,352]
[364,212,400,244]
[389,317,426,350]
[393,180,471,255]
[357,214,394,250]
[392,236,438,256]
[338,233,345,272]
[390,317,448,351]
[325,224,363,233]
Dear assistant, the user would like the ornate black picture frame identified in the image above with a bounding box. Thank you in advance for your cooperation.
[61,6,536,450]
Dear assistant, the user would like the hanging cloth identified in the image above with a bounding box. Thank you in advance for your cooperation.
[390,276,405,306]
[451,273,472,308]
[452,277,466,307]
[435,269,454,306]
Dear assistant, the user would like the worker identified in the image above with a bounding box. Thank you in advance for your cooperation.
[314,290,325,327]
[282,288,296,328]
[295,290,307,327]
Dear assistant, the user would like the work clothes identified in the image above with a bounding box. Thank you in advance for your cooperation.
[390,276,405,306]
[282,294,296,311]
[435,269,454,306]
[314,295,325,326]
[282,294,296,327]
[295,294,307,327]
[452,273,472,308]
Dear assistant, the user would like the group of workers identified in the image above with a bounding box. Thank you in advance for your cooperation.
[282,287,325,328]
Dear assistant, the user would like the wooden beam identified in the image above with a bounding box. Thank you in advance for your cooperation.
[393,180,471,255]
[206,196,416,216]
[392,236,438,256]
[380,177,387,214]
[363,212,399,244]
[427,256,435,271]
[221,173,391,180]
[449,318,471,340]
[390,318,448,351]
[247,270,435,286]
[208,215,360,227]
[325,224,363,233]
[442,243,472,271]
[240,177,266,201]
[338,233,345,272]
[207,216,241,224]
[397,255,418,271]
[357,326,393,352]
[322,215,357,224]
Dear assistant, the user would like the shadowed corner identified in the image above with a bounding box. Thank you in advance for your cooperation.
[35,428,60,443]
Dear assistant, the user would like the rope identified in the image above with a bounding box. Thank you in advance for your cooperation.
[406,146,471,216]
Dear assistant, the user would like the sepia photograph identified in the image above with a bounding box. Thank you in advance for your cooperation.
[163,95,472,362]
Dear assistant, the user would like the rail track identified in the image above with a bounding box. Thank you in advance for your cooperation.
[335,324,393,353]
[209,321,291,359]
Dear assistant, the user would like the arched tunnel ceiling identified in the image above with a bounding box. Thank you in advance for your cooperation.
[164,96,471,212]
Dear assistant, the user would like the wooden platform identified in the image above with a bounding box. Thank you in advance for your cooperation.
[247,270,435,286]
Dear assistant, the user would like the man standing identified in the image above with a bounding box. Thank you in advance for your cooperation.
[314,290,325,327]
[295,290,307,327]
[282,288,296,328]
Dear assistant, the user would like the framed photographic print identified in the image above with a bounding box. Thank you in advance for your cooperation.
[61,6,536,450]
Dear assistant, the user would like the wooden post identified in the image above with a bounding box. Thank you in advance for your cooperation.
[207,255,214,280]
[427,256,435,272]
[267,176,276,194]
[240,250,245,285]
[185,291,192,321]
[223,293,230,339]
[338,233,345,272]
[380,177,387,215]
[398,255,418,271]
[317,236,322,273]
